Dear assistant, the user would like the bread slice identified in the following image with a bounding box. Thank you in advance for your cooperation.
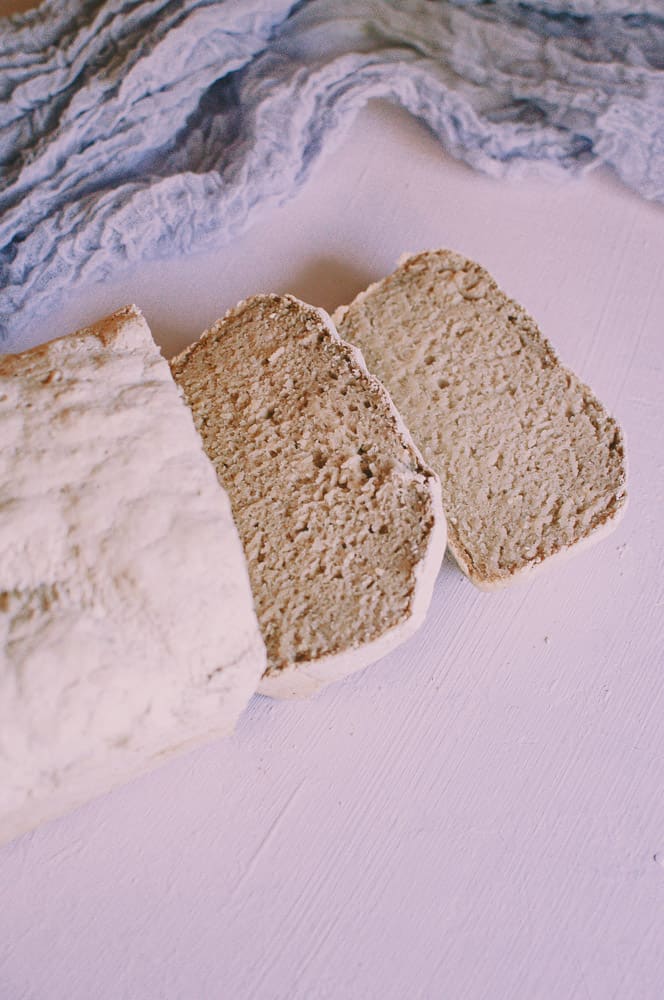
[170,294,445,698]
[0,305,265,846]
[334,250,627,589]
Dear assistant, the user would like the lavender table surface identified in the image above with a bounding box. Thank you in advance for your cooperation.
[1,14,664,999]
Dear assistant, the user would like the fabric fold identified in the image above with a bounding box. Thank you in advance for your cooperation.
[1,0,662,347]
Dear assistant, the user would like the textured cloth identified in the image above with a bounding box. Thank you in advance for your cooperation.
[1,0,663,348]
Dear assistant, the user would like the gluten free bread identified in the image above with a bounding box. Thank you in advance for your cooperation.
[334,250,627,588]
[170,294,446,697]
[0,306,265,846]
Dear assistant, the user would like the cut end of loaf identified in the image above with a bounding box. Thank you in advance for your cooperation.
[171,294,445,690]
[334,249,627,588]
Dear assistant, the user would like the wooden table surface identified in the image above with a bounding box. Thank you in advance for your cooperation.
[1,57,663,999]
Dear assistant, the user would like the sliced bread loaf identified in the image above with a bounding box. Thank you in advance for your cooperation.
[170,294,446,698]
[334,250,627,589]
[0,305,265,846]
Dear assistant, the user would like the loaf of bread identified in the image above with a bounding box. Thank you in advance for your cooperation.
[334,250,627,588]
[170,294,446,697]
[0,305,266,846]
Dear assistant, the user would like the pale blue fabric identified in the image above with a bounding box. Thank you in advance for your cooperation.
[1,0,663,347]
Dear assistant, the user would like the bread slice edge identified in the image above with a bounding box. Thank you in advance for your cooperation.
[333,251,628,589]
[177,295,446,698]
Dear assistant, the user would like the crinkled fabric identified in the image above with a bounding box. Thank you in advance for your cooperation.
[1,0,663,347]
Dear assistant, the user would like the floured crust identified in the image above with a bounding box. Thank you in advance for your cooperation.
[0,306,265,845]
[171,294,446,697]
[0,305,143,374]
[334,250,627,588]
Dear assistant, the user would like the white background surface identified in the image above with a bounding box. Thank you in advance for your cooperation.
[1,49,663,1000]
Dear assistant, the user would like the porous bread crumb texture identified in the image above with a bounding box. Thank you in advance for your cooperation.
[335,250,627,587]
[171,295,438,674]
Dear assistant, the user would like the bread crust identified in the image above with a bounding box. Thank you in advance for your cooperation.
[0,306,265,845]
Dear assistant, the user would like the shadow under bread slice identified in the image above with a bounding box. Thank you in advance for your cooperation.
[170,294,446,698]
[334,250,627,589]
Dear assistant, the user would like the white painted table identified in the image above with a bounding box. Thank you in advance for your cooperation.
[1,42,663,999]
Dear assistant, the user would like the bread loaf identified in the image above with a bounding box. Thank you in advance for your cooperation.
[171,294,446,697]
[334,250,627,588]
[0,306,265,845]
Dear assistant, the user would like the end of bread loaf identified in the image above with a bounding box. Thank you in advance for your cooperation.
[171,294,446,698]
[0,305,265,845]
[334,249,627,588]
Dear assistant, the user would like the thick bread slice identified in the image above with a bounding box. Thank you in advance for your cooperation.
[334,250,627,589]
[0,306,265,846]
[170,294,446,698]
